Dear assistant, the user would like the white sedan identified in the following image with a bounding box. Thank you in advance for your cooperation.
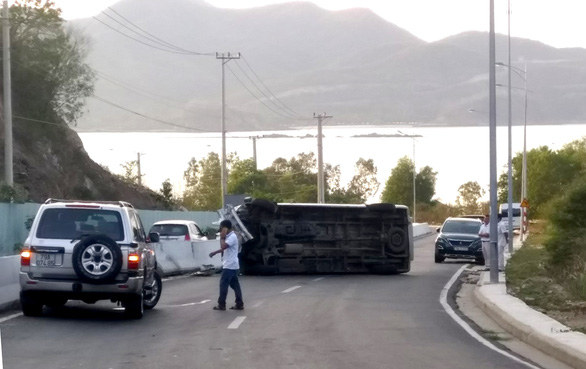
[149,220,209,242]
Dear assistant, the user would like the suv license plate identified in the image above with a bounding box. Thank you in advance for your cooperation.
[454,246,468,251]
[36,253,63,267]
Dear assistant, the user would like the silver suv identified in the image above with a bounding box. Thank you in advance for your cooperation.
[19,199,162,319]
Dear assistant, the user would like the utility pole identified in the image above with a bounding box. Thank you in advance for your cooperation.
[397,131,421,222]
[250,136,260,170]
[2,0,13,186]
[314,113,332,203]
[216,52,240,208]
[506,0,514,254]
[136,152,144,186]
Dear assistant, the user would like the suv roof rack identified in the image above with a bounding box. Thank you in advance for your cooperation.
[43,198,135,208]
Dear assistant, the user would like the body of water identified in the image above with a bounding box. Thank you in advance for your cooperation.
[78,124,585,204]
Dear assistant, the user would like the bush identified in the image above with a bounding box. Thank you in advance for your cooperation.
[542,175,586,266]
[0,182,29,203]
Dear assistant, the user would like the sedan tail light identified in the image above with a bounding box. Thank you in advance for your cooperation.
[184,233,191,241]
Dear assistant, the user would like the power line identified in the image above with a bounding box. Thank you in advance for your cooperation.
[226,64,306,121]
[233,59,306,119]
[91,16,209,56]
[91,95,215,132]
[240,56,307,119]
[105,7,213,56]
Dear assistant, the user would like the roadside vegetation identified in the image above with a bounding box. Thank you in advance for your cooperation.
[507,167,586,333]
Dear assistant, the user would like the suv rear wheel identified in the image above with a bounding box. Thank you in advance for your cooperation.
[143,272,162,310]
[72,235,123,283]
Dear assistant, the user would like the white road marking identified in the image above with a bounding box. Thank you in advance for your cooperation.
[281,285,301,293]
[178,299,211,307]
[0,328,3,369]
[0,313,22,324]
[312,277,325,282]
[441,265,540,369]
[251,301,264,308]
[227,316,246,329]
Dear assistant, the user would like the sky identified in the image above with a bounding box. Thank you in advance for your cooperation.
[47,0,586,49]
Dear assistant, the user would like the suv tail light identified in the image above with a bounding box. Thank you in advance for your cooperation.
[128,253,140,270]
[184,233,191,241]
[21,250,31,266]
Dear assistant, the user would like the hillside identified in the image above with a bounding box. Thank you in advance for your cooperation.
[67,0,586,132]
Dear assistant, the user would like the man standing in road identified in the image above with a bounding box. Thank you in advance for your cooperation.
[497,214,509,271]
[209,220,244,311]
[478,214,491,271]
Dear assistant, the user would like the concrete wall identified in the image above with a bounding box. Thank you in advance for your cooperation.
[413,223,433,238]
[0,256,20,310]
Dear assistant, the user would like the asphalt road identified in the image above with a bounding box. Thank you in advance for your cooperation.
[1,235,534,369]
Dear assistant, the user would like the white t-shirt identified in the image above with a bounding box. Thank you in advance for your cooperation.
[479,223,490,242]
[497,220,509,247]
[222,231,240,270]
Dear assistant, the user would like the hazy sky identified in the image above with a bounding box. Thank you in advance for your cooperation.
[48,0,586,49]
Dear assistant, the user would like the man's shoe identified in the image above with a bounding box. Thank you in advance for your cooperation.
[230,305,244,310]
[213,305,226,311]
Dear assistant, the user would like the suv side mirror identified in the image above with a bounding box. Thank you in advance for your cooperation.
[148,232,160,243]
[203,231,209,236]
[436,227,441,233]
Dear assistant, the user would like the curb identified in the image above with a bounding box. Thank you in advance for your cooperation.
[473,273,586,369]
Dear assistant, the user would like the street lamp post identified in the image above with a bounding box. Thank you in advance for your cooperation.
[398,131,419,222]
[496,62,529,243]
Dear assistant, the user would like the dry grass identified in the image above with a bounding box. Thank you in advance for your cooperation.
[506,221,586,333]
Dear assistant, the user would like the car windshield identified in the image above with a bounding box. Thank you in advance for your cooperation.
[36,208,124,241]
[150,224,188,236]
[442,220,481,234]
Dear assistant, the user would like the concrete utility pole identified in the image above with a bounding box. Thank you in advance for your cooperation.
[488,0,499,283]
[216,52,240,208]
[136,152,143,186]
[398,131,421,222]
[2,0,13,186]
[249,135,263,170]
[314,113,332,204]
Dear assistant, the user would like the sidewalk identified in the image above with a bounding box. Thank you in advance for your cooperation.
[472,237,586,369]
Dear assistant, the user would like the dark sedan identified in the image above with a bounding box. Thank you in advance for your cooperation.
[435,217,483,264]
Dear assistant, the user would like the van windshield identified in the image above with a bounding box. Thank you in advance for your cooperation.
[36,208,124,241]
[502,208,521,217]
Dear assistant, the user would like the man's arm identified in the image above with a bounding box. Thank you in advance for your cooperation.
[209,229,229,258]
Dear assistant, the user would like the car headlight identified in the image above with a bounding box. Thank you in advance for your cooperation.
[435,237,448,249]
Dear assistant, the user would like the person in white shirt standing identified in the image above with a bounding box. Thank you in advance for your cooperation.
[478,214,491,271]
[209,220,244,311]
[497,214,509,271]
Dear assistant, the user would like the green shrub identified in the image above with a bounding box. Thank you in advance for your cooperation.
[543,175,586,266]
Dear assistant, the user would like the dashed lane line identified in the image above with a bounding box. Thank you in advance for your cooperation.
[227,316,246,329]
[251,300,264,308]
[281,286,302,293]
[441,265,540,369]
[0,313,22,325]
[312,277,325,282]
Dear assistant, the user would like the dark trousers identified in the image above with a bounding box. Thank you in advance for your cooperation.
[218,268,243,307]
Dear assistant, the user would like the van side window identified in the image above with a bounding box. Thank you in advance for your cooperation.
[130,212,146,242]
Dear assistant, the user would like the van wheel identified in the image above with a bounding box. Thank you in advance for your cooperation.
[20,292,43,317]
[72,235,123,283]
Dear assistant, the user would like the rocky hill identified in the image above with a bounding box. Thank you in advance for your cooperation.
[68,0,586,131]
[0,118,166,209]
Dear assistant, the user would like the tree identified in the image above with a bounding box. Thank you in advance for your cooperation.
[182,153,221,210]
[120,160,140,185]
[5,0,95,126]
[381,157,413,206]
[227,157,269,198]
[455,181,485,214]
[159,179,175,210]
[261,153,317,203]
[327,158,379,204]
[380,157,437,208]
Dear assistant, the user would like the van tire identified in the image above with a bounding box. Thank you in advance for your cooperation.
[72,235,123,283]
[387,227,408,253]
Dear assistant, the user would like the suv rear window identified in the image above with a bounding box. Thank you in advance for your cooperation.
[150,224,188,236]
[36,208,124,241]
